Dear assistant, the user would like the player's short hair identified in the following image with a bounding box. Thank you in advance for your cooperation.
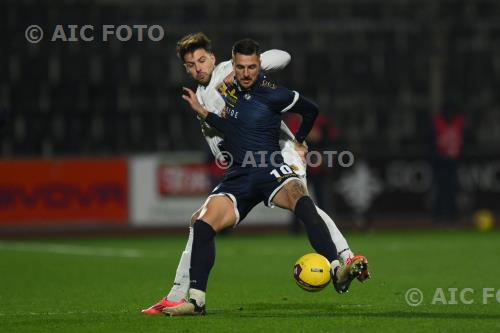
[232,39,260,56]
[176,32,212,60]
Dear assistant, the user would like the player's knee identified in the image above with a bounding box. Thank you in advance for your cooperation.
[198,217,219,232]
[190,210,200,226]
[199,215,234,233]
[287,180,309,210]
[198,198,236,232]
[290,194,309,211]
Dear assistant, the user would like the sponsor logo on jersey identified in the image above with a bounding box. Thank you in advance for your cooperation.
[261,80,277,89]
[221,106,238,119]
[216,82,238,107]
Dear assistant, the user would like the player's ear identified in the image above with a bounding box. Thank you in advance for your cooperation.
[182,55,189,73]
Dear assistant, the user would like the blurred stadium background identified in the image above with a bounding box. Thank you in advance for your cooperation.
[1,1,500,332]
[0,0,499,233]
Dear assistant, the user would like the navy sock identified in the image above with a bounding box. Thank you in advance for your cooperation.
[189,219,216,292]
[294,196,338,262]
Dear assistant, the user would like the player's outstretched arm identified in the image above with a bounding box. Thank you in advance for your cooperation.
[182,87,209,119]
[182,87,229,134]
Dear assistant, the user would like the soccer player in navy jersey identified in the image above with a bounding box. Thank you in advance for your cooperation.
[142,33,367,315]
[163,39,369,316]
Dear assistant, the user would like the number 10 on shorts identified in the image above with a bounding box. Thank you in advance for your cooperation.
[270,165,294,179]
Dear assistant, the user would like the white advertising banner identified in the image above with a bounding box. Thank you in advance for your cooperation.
[130,154,291,227]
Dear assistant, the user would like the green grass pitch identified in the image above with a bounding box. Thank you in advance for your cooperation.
[1,229,500,332]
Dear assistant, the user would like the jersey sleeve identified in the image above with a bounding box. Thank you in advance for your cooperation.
[285,94,319,143]
[195,87,224,137]
[260,49,291,72]
[218,50,290,77]
[267,86,299,114]
[195,88,204,105]
[205,112,230,134]
[213,61,233,82]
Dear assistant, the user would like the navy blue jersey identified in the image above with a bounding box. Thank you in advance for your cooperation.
[205,73,298,166]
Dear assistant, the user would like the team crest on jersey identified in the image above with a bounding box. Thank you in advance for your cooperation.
[216,82,237,107]
[244,93,252,100]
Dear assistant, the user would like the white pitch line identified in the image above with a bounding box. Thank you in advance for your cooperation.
[0,241,146,258]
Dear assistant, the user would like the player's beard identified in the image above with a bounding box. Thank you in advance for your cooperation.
[196,72,211,86]
[239,77,254,89]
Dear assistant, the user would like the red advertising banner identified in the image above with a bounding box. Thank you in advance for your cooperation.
[0,159,127,225]
[157,164,210,197]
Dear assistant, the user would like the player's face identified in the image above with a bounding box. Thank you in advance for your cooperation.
[183,49,216,85]
[233,53,261,89]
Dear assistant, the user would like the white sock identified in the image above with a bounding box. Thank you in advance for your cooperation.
[189,288,206,307]
[166,227,193,302]
[338,248,354,263]
[315,206,353,261]
[330,259,341,277]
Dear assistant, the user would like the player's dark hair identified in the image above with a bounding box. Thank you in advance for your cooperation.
[176,32,212,60]
[232,38,260,56]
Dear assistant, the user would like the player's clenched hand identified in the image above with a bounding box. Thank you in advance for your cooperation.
[223,71,235,86]
[182,87,208,119]
[294,142,308,166]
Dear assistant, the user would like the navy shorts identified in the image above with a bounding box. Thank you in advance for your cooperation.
[209,164,300,224]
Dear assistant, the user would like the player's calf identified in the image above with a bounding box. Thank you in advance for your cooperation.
[273,182,338,262]
[294,196,338,262]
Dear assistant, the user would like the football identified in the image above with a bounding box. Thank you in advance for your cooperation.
[473,209,495,232]
[293,253,332,292]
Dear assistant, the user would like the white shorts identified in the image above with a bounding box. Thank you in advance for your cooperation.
[281,140,307,179]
